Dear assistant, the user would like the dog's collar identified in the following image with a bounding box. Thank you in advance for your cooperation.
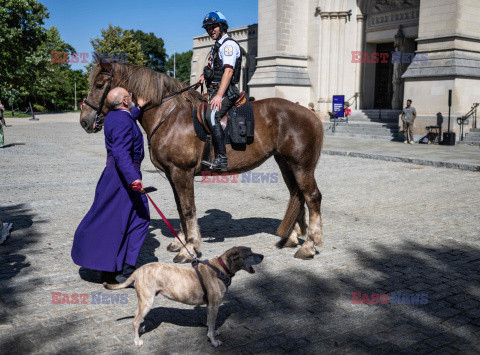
[217,257,234,278]
[191,259,232,304]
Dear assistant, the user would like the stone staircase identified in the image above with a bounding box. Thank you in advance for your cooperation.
[459,127,480,145]
[324,109,402,141]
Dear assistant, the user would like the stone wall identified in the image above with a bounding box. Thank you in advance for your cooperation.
[403,0,480,140]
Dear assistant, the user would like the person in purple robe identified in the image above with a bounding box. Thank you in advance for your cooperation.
[72,87,150,283]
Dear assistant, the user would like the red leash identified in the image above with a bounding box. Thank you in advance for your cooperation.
[144,192,195,259]
[131,181,196,259]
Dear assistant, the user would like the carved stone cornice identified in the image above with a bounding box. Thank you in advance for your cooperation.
[366,8,419,31]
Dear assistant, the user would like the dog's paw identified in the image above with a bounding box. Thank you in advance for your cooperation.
[134,339,144,347]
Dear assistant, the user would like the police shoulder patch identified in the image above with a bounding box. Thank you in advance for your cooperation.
[224,45,233,56]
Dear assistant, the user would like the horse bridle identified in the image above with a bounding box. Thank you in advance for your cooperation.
[84,66,115,132]
[83,64,201,133]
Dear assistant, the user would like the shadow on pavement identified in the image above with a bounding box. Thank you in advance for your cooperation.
[0,203,41,325]
[210,240,480,353]
[150,208,280,245]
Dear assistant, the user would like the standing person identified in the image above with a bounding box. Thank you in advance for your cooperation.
[0,100,5,148]
[344,103,351,120]
[71,87,150,283]
[198,11,242,172]
[401,99,416,144]
[0,100,5,126]
[80,97,86,111]
[308,102,316,112]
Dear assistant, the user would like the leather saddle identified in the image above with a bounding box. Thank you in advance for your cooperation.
[197,91,247,133]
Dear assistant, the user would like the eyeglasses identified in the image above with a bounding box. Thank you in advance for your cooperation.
[206,24,219,32]
[123,92,132,100]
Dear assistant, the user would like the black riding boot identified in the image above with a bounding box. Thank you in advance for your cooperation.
[115,263,136,284]
[202,124,228,172]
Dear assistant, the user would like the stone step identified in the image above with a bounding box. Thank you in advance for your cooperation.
[324,132,401,140]
[325,129,398,136]
[464,131,480,137]
[470,128,480,132]
[462,135,480,141]
[324,122,399,128]
[323,123,399,133]
[458,140,480,146]
[348,110,401,123]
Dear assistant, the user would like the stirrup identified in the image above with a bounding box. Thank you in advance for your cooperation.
[211,157,228,172]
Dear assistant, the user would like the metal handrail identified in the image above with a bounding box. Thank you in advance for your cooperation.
[457,103,479,141]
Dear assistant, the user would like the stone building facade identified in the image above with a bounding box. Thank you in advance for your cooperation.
[191,0,480,138]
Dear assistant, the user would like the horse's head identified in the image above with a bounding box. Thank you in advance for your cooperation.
[80,57,116,133]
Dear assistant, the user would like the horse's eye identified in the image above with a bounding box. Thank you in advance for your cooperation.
[95,83,104,88]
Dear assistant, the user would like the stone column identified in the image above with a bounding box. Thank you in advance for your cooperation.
[328,14,339,97]
[337,12,348,95]
[392,26,405,110]
[355,14,365,109]
[248,0,311,103]
[319,13,331,111]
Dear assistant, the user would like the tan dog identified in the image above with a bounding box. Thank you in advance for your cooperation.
[104,246,264,347]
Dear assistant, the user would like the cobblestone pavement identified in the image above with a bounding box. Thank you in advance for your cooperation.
[1,113,480,354]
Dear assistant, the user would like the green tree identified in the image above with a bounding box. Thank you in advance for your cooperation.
[165,50,193,83]
[132,30,167,72]
[0,0,49,104]
[33,26,76,110]
[90,24,145,66]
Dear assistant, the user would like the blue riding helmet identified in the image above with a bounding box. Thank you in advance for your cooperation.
[202,11,228,30]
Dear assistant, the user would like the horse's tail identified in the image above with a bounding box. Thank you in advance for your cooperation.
[275,156,305,238]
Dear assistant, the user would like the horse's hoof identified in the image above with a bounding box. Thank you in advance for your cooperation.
[294,247,315,260]
[283,238,299,248]
[173,254,193,264]
[167,242,181,252]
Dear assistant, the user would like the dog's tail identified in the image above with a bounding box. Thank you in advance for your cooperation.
[103,272,136,290]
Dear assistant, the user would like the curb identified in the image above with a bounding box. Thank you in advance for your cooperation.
[322,149,480,172]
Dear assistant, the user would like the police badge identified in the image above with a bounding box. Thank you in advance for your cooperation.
[224,45,233,56]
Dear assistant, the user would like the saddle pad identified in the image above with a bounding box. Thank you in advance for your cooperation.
[193,105,209,142]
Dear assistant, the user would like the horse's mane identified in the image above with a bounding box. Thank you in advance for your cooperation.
[89,62,200,110]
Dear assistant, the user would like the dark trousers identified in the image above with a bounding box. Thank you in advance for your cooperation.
[206,88,235,127]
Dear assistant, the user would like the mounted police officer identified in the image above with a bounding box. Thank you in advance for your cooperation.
[198,11,242,172]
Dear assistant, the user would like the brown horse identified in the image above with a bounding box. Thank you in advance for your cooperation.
[80,60,324,262]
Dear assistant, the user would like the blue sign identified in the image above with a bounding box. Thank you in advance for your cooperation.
[333,95,345,118]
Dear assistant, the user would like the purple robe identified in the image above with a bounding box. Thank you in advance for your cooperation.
[71,107,150,272]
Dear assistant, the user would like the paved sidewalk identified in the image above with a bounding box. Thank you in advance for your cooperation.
[323,135,480,171]
[0,113,479,354]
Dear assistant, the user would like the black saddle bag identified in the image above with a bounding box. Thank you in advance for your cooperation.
[230,111,248,144]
